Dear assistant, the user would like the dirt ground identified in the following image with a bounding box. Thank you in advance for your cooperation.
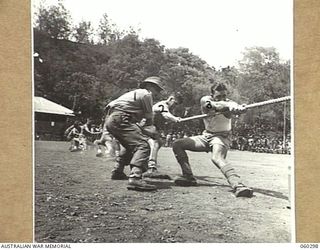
[34,141,292,243]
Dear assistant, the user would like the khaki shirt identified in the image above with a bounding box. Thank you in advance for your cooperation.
[108,89,153,123]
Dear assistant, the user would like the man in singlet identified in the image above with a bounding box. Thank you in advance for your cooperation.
[172,82,253,197]
[142,95,181,178]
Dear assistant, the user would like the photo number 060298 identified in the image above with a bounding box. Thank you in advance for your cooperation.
[33,0,294,243]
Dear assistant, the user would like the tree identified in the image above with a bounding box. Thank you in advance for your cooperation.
[159,47,216,108]
[237,47,291,129]
[97,13,123,45]
[73,21,94,44]
[53,72,103,118]
[238,47,290,102]
[96,35,167,91]
[34,1,72,39]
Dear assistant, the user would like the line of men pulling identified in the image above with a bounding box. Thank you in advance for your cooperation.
[103,76,253,198]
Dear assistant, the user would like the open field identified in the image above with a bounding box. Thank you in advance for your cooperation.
[35,141,292,243]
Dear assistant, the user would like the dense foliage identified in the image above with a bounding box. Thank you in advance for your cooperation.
[33,2,290,133]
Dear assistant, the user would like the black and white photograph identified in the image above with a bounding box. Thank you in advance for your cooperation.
[33,0,294,244]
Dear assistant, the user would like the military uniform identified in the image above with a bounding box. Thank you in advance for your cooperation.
[105,88,157,190]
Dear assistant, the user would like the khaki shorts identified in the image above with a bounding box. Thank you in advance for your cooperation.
[190,131,231,151]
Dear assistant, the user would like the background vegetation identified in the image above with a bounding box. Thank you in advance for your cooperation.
[33,2,291,132]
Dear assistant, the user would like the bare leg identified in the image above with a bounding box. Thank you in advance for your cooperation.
[172,137,207,177]
[148,138,163,167]
[143,138,171,179]
[210,144,241,189]
[211,144,253,197]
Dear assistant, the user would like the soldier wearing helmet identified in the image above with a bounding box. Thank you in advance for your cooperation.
[104,76,164,191]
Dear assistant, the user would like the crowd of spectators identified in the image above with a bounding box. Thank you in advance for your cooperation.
[230,119,291,154]
[229,134,291,154]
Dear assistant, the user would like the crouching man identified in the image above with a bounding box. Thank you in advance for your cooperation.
[172,82,253,198]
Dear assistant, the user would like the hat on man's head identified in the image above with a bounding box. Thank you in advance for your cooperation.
[139,76,164,91]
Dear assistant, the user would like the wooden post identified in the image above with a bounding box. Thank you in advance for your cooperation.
[283,102,287,153]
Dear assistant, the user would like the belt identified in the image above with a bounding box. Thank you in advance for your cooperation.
[108,108,141,123]
[108,107,127,115]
